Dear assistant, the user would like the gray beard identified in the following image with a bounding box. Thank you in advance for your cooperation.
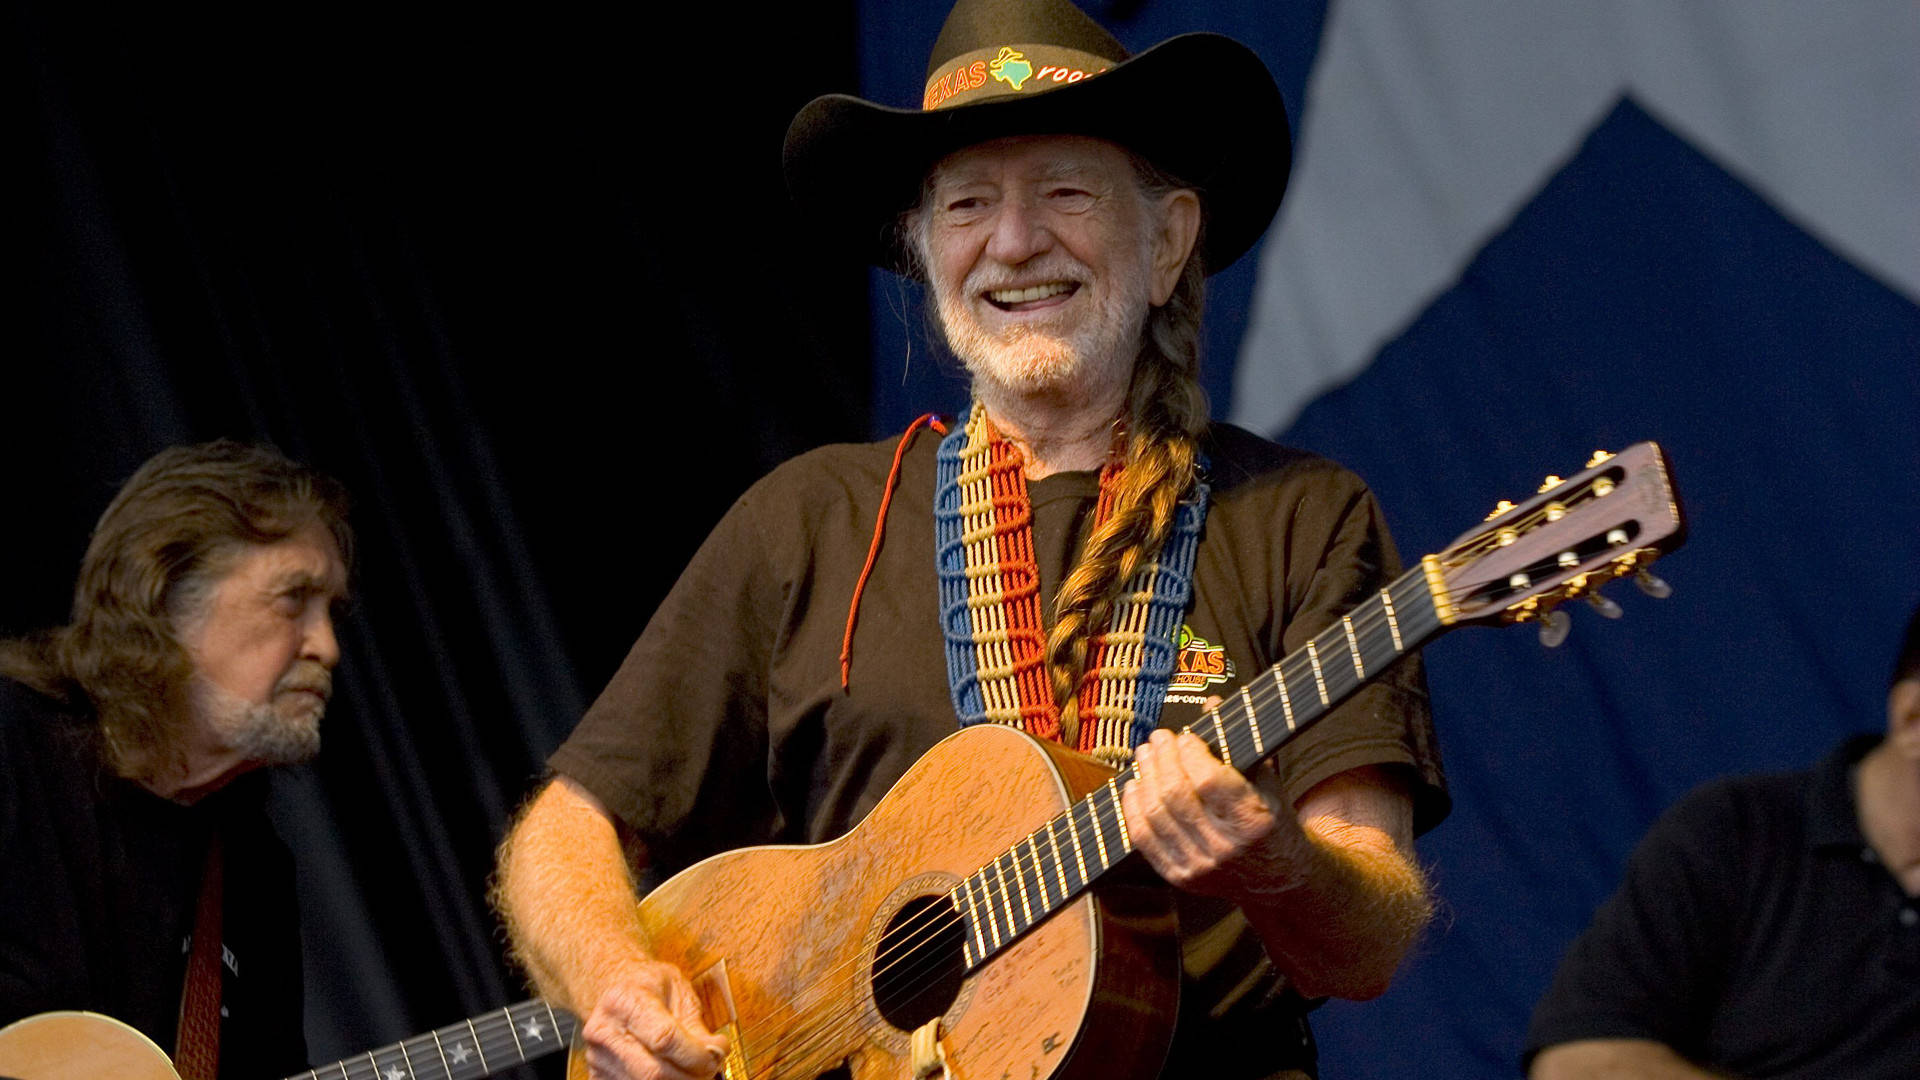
[191,675,323,767]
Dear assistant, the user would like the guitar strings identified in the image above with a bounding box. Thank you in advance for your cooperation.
[728,602,1425,1078]
[732,499,1630,1075]
[761,512,1635,1077]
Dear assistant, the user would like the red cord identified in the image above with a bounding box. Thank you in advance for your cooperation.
[841,414,949,692]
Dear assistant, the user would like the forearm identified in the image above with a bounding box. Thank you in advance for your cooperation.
[1235,810,1430,999]
[494,776,655,1013]
[1529,1039,1726,1079]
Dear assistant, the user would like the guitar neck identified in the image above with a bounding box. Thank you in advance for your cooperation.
[951,565,1448,970]
[284,999,576,1080]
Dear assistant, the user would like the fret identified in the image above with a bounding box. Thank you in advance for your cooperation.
[1024,833,1052,910]
[993,855,1019,940]
[542,1000,569,1050]
[955,881,980,964]
[1008,848,1034,928]
[1342,615,1365,679]
[1045,820,1069,902]
[1206,712,1229,760]
[973,872,1004,950]
[1380,587,1404,652]
[1318,628,1351,702]
[398,1039,419,1080]
[428,1030,454,1080]
[1270,665,1295,730]
[1107,778,1132,853]
[1066,802,1091,885]
[956,880,983,960]
[462,1018,490,1075]
[969,874,996,954]
[1089,791,1114,868]
[1240,685,1263,755]
[1305,640,1330,705]
[503,1006,526,1062]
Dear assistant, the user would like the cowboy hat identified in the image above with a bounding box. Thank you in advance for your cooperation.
[782,0,1292,275]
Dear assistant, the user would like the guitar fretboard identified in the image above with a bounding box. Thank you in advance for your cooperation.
[283,999,576,1080]
[949,565,1445,969]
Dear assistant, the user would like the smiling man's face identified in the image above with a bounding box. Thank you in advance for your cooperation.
[920,135,1173,402]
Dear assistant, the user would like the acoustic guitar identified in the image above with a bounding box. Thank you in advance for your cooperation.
[584,444,1686,1080]
[0,997,576,1080]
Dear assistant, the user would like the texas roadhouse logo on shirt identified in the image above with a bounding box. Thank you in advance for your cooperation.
[1165,624,1234,705]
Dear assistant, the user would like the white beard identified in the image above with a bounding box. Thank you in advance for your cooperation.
[930,247,1153,402]
[190,664,327,767]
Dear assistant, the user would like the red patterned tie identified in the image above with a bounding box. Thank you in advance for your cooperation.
[174,829,224,1080]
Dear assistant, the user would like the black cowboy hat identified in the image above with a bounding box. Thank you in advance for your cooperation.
[783,0,1292,276]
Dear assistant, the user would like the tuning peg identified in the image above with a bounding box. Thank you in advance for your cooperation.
[1538,609,1572,648]
[1587,592,1624,619]
[1485,499,1516,522]
[1586,450,1615,468]
[1537,475,1563,493]
[1634,570,1672,599]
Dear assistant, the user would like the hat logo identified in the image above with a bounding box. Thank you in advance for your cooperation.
[989,47,1034,91]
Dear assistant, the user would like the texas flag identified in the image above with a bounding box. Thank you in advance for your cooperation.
[858,3,1920,1073]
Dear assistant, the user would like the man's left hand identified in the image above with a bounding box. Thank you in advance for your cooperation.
[1121,728,1301,899]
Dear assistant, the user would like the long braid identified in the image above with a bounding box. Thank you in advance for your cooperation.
[1047,251,1207,744]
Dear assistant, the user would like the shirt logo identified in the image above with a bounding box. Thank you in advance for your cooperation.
[989,47,1034,91]
[1166,624,1235,704]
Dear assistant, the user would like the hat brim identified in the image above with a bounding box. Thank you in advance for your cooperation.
[782,33,1291,276]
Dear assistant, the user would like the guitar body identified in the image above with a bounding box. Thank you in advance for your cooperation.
[0,1011,180,1080]
[575,724,1179,1080]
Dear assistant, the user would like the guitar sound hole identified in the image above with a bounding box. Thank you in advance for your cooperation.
[871,895,967,1032]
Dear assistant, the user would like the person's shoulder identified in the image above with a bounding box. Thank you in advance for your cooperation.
[0,669,84,731]
[0,669,101,777]
[1638,762,1811,864]
[741,430,945,517]
[1201,422,1372,500]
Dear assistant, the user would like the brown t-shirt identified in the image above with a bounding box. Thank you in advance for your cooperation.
[552,422,1447,1079]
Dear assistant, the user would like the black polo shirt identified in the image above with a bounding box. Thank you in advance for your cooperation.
[1524,735,1920,1077]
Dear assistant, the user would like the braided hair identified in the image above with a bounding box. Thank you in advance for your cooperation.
[906,153,1211,746]
[1045,201,1206,744]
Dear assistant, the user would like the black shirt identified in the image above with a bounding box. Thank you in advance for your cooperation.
[1525,735,1920,1077]
[0,675,307,1079]
[554,424,1447,1080]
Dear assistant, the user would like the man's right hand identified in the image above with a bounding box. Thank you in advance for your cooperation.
[494,777,731,1080]
[579,960,729,1080]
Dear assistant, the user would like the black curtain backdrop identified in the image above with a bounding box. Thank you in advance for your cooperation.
[4,1,868,1070]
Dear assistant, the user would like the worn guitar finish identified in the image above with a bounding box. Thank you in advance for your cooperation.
[583,726,1179,1080]
[573,444,1687,1080]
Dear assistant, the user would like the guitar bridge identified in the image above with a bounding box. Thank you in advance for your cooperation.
[692,960,750,1080]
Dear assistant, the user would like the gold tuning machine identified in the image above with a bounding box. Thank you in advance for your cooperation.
[1485,499,1517,521]
[1537,475,1563,493]
[1586,450,1615,468]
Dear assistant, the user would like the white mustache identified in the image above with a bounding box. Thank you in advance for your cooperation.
[276,661,333,702]
[965,256,1089,294]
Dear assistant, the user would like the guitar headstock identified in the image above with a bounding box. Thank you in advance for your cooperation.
[1424,442,1685,628]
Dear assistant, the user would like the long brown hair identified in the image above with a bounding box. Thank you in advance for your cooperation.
[0,441,352,780]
